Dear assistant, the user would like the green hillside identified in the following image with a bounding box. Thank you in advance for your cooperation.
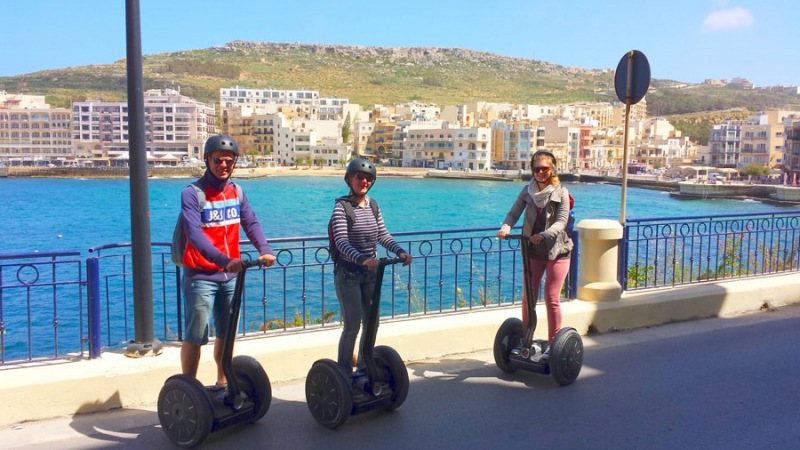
[1,41,798,144]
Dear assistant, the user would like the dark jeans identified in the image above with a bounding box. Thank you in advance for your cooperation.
[334,266,377,373]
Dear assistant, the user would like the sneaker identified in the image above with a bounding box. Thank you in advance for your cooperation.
[539,348,551,362]
[510,346,522,356]
[209,382,227,393]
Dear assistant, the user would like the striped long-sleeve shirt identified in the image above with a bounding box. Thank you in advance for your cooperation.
[331,196,406,267]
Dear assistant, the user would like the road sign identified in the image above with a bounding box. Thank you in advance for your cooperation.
[614,50,650,105]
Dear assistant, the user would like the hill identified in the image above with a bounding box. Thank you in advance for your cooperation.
[1,41,798,143]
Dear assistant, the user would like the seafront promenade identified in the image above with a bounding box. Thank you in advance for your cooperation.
[6,305,800,449]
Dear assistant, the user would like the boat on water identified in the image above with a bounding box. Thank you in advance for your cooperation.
[425,168,518,182]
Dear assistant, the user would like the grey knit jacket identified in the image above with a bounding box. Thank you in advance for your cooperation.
[501,184,574,260]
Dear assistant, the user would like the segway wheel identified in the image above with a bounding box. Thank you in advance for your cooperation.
[232,355,272,423]
[373,345,410,410]
[305,359,353,428]
[549,327,584,386]
[493,317,523,373]
[158,374,213,448]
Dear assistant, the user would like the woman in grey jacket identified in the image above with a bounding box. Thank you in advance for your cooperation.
[497,150,573,361]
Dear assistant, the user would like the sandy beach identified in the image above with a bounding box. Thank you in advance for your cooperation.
[0,165,431,179]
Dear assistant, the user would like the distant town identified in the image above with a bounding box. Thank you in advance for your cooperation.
[1,86,799,183]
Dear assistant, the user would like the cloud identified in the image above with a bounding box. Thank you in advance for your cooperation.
[703,7,754,32]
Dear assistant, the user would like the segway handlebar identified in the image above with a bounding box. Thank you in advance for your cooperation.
[501,234,529,242]
[378,256,403,268]
[242,259,267,270]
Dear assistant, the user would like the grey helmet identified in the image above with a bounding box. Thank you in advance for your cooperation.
[345,158,377,190]
[204,134,240,158]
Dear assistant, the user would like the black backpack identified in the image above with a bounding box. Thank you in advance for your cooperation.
[171,181,243,267]
[328,196,380,265]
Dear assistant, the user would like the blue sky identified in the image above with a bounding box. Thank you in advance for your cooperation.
[1,0,797,87]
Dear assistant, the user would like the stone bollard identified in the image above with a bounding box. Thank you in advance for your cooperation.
[577,219,623,302]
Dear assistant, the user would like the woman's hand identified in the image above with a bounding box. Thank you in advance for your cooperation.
[497,224,510,239]
[400,253,413,266]
[363,257,378,271]
[529,234,544,245]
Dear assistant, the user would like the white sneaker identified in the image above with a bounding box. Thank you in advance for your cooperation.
[539,348,550,362]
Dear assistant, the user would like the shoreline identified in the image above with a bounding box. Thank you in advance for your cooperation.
[0,165,430,179]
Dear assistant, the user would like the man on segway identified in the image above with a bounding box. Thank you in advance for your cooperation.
[177,135,277,389]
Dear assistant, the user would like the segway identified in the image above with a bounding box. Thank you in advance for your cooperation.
[305,257,409,428]
[493,234,583,386]
[158,260,272,448]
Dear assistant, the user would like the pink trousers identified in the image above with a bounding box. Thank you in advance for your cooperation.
[521,257,570,343]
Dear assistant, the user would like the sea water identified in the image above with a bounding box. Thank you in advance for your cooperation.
[1,176,795,360]
[1,176,792,255]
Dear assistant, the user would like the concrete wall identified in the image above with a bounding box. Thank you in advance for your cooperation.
[1,272,798,427]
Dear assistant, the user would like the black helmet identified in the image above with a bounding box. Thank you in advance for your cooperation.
[345,158,377,187]
[204,134,240,157]
[532,149,557,164]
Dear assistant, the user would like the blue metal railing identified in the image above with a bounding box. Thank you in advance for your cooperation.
[621,211,800,290]
[0,227,579,365]
[0,251,86,364]
[4,209,797,366]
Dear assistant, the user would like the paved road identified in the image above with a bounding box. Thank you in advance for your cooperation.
[5,305,800,449]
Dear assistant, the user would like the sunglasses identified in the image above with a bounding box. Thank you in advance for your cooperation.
[353,173,375,182]
[212,157,235,166]
[533,166,551,173]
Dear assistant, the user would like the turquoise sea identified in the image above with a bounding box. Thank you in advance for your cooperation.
[1,176,794,255]
[2,175,798,361]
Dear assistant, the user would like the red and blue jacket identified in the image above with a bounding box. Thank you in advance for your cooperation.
[181,171,273,281]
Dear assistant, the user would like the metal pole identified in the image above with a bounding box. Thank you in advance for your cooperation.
[619,51,634,226]
[125,0,162,357]
[86,257,101,359]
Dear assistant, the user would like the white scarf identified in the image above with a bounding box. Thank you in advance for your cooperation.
[529,182,555,209]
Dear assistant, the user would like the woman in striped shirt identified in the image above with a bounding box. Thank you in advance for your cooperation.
[331,159,412,375]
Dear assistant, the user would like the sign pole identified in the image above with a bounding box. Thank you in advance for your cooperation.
[620,52,634,226]
[613,50,650,226]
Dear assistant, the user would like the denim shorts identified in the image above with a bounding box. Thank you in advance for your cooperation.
[183,277,236,345]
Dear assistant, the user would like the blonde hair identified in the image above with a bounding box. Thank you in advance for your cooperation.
[532,153,560,186]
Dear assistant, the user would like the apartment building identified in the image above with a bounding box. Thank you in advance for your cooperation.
[272,117,348,166]
[451,127,491,170]
[0,104,73,165]
[220,86,350,120]
[538,118,580,171]
[784,116,800,182]
[708,111,793,170]
[364,120,398,163]
[401,126,454,169]
[490,121,540,170]
[71,88,215,164]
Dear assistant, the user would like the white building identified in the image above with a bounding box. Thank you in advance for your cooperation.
[72,88,215,164]
[220,86,350,120]
[0,102,72,165]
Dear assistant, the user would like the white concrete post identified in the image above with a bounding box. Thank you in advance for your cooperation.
[577,219,624,302]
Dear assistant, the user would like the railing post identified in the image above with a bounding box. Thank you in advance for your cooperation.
[568,229,579,299]
[86,257,101,359]
[577,219,624,302]
[619,225,629,290]
[175,266,183,341]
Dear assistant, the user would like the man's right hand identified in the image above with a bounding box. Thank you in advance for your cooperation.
[225,259,244,274]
